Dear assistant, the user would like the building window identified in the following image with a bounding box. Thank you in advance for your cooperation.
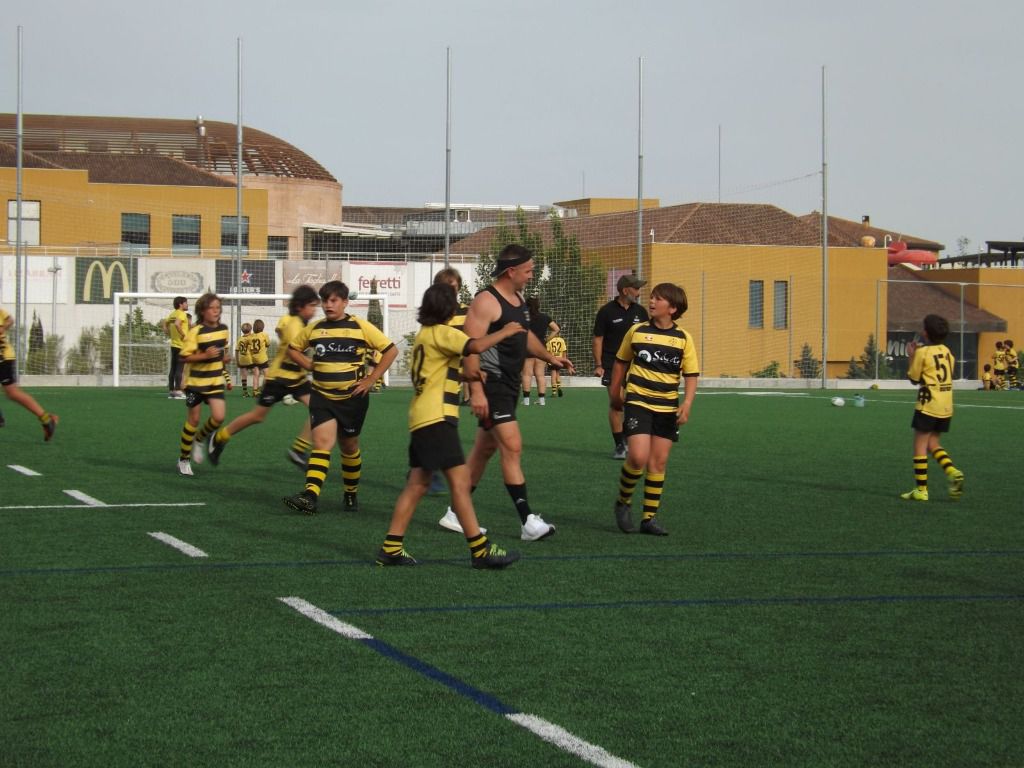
[267,236,289,259]
[7,200,41,246]
[172,214,201,256]
[748,280,764,329]
[121,213,151,254]
[773,280,789,330]
[221,215,249,255]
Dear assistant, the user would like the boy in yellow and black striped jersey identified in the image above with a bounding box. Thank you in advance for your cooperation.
[430,268,469,501]
[376,283,524,569]
[235,323,253,396]
[901,314,964,502]
[0,306,58,439]
[282,281,398,515]
[609,283,699,536]
[249,319,271,396]
[545,332,568,398]
[992,340,1008,390]
[176,293,231,476]
[1005,339,1019,389]
[206,285,320,471]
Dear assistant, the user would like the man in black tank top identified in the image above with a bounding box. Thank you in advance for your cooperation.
[436,244,574,542]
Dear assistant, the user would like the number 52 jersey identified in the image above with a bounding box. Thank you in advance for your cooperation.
[907,343,954,418]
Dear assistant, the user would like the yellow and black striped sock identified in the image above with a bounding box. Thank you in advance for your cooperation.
[642,473,666,521]
[912,455,928,489]
[291,436,312,455]
[39,411,52,425]
[179,422,198,460]
[213,426,231,447]
[341,449,362,495]
[467,532,490,559]
[381,534,404,556]
[931,448,956,476]
[617,464,644,506]
[304,450,331,497]
[195,416,221,443]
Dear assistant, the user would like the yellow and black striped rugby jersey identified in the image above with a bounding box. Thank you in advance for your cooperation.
[289,314,394,400]
[181,323,229,394]
[234,334,253,367]
[448,303,469,331]
[615,321,699,413]
[268,315,309,386]
[250,331,270,365]
[408,323,470,431]
[993,349,1007,371]
[0,307,15,362]
[546,335,567,358]
[908,343,955,418]
[166,308,189,350]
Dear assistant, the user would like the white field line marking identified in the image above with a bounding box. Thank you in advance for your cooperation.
[64,490,106,506]
[147,532,208,558]
[0,502,206,511]
[7,465,41,476]
[279,597,639,768]
[506,713,640,768]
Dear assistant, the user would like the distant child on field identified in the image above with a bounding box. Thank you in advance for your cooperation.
[980,364,995,391]
[1004,339,1019,390]
[250,319,270,395]
[0,305,58,440]
[610,283,699,536]
[235,323,254,396]
[545,331,568,398]
[176,293,231,476]
[901,314,964,502]
[992,340,1007,390]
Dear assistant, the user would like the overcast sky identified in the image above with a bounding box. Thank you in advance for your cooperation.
[5,0,1023,252]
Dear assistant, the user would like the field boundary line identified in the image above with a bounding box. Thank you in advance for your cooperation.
[279,596,640,768]
[147,532,208,558]
[64,490,106,506]
[0,502,206,511]
[7,465,41,476]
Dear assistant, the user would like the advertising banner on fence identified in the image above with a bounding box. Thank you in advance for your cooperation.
[0,255,70,304]
[144,258,212,296]
[215,259,277,305]
[282,260,345,293]
[76,256,138,304]
[348,261,410,306]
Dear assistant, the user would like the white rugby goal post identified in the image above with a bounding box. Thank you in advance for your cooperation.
[111,291,392,387]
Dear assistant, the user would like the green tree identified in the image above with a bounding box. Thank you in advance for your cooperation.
[796,342,821,379]
[845,333,895,379]
[751,360,782,378]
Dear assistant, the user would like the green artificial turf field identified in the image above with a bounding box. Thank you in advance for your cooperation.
[1,386,1021,767]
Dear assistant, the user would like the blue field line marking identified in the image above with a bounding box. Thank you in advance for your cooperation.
[363,637,518,716]
[1,547,1023,578]
[332,592,1024,618]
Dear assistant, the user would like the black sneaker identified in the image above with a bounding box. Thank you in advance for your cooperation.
[614,501,634,533]
[472,543,521,570]
[207,433,226,466]
[283,491,318,515]
[639,516,669,536]
[611,443,627,460]
[42,413,58,442]
[343,492,359,512]
[375,547,419,567]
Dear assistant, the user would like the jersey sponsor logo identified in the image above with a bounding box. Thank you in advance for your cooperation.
[637,349,682,366]
[314,341,360,357]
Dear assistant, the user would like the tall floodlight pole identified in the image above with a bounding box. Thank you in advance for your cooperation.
[444,47,452,267]
[14,27,25,362]
[717,124,722,203]
[820,65,829,389]
[235,37,244,343]
[636,57,644,279]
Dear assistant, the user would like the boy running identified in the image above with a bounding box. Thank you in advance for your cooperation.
[0,306,58,440]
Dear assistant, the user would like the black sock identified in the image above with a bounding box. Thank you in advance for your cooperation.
[612,431,624,448]
[505,483,532,524]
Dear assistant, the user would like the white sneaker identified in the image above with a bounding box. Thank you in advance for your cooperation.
[521,513,556,541]
[191,440,205,464]
[438,506,486,535]
[522,397,530,406]
[177,459,194,476]
[538,396,546,406]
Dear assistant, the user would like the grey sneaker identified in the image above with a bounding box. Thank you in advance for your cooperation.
[639,516,669,536]
[614,501,634,533]
[207,433,226,466]
[611,444,627,460]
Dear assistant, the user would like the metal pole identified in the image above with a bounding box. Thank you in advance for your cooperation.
[636,57,644,280]
[874,279,881,380]
[820,65,829,389]
[958,283,965,380]
[15,27,25,363]
[444,47,451,268]
[788,275,794,377]
[235,37,243,346]
[700,270,706,372]
[717,124,722,203]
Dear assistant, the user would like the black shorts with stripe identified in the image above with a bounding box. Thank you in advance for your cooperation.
[0,359,17,387]
[408,422,465,471]
[258,379,311,407]
[623,403,679,442]
[309,391,370,437]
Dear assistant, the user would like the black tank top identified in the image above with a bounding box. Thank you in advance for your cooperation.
[480,285,529,387]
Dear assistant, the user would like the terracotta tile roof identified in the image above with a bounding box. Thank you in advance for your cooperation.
[886,265,1005,333]
[801,213,944,252]
[450,202,858,253]
[0,113,336,182]
[0,141,62,169]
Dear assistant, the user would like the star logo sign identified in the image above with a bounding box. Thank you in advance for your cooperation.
[240,269,252,285]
